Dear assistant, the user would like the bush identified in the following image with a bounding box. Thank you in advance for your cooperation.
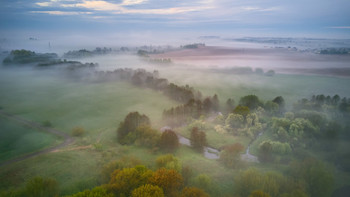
[72,127,85,137]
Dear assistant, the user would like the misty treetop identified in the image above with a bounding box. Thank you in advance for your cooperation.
[3,49,58,65]
[63,47,112,58]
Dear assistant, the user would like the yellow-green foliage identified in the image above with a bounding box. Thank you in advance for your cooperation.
[156,154,182,172]
[149,168,183,197]
[108,165,153,197]
[131,184,164,197]
[68,186,113,197]
[181,187,209,197]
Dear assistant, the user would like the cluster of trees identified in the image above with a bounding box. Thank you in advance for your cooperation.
[3,49,58,65]
[319,48,350,55]
[181,43,205,49]
[234,158,333,197]
[294,94,350,113]
[63,47,112,58]
[74,154,212,197]
[147,58,172,65]
[0,177,59,197]
[163,94,219,126]
[117,112,180,153]
[212,67,276,76]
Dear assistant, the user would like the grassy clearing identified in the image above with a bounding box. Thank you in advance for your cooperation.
[0,116,60,163]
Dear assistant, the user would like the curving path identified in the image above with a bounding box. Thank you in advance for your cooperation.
[0,110,74,167]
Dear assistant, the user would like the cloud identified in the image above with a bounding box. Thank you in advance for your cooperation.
[31,10,92,15]
[328,26,350,29]
[34,0,212,15]
[121,0,148,6]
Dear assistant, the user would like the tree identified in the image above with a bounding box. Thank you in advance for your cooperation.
[258,141,273,162]
[212,94,219,111]
[239,95,263,110]
[24,177,58,197]
[108,166,153,197]
[134,126,160,149]
[226,98,235,113]
[149,168,183,197]
[202,97,213,113]
[117,112,150,144]
[233,105,250,117]
[180,187,209,197]
[131,184,164,197]
[220,143,244,168]
[156,154,182,172]
[225,113,244,129]
[272,96,285,112]
[190,127,207,153]
[160,130,179,152]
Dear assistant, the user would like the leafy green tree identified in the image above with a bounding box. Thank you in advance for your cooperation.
[258,141,273,162]
[190,127,207,152]
[233,105,250,117]
[225,113,244,129]
[239,95,263,110]
[100,157,142,183]
[180,187,209,197]
[108,166,153,197]
[272,96,285,112]
[117,112,150,144]
[159,130,179,152]
[156,154,182,172]
[131,184,164,197]
[24,177,58,197]
[134,126,160,149]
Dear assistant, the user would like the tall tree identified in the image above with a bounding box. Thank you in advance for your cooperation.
[117,112,150,144]
[160,130,179,152]
[190,127,207,153]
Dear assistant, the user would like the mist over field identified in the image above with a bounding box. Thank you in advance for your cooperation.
[1,0,350,197]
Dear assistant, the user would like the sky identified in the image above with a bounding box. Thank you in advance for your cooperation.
[0,0,350,45]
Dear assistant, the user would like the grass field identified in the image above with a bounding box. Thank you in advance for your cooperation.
[0,116,60,163]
